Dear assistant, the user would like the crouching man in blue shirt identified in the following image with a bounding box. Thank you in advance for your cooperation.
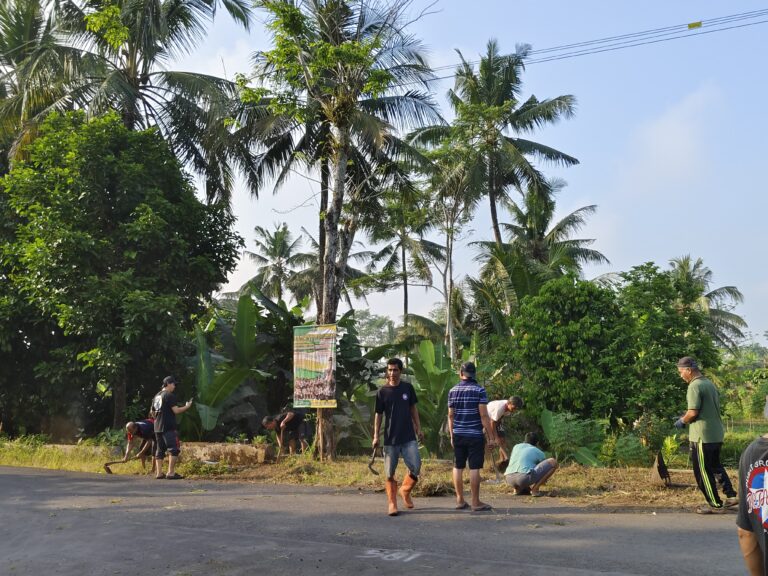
[504,432,558,497]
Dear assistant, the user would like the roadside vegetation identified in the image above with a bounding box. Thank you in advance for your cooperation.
[1,0,766,489]
[0,434,737,511]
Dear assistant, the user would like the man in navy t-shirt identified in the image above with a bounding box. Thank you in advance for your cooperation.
[372,358,424,516]
[122,419,155,470]
[448,362,497,511]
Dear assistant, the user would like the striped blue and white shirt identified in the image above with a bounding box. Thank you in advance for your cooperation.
[448,378,488,437]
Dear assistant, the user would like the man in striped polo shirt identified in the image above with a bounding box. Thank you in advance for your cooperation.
[448,361,497,511]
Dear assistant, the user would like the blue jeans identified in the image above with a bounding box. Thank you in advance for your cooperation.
[383,440,421,479]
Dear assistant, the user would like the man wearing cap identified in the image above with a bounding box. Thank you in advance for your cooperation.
[448,361,497,512]
[151,376,193,480]
[675,356,737,514]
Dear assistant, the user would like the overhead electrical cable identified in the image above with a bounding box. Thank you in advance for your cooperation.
[414,8,768,85]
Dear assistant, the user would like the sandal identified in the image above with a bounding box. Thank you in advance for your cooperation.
[155,473,166,479]
[471,504,492,512]
[455,502,469,510]
[165,473,184,480]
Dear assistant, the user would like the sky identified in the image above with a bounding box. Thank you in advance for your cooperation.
[175,0,768,343]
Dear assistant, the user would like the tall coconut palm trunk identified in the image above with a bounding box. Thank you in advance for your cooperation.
[316,160,330,317]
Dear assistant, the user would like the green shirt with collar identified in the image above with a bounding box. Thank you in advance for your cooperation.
[686,375,724,443]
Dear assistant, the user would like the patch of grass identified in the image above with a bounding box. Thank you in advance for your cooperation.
[0,439,115,472]
[0,441,737,511]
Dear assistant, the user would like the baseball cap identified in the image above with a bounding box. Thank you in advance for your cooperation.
[460,361,477,377]
[163,375,178,387]
[676,357,698,369]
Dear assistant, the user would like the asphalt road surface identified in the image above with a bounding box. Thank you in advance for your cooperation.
[0,466,745,576]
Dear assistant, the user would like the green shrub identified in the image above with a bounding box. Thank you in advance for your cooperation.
[79,428,123,447]
[252,435,270,446]
[178,459,232,477]
[632,413,672,453]
[598,434,617,465]
[614,434,651,466]
[661,435,682,466]
[722,431,756,467]
[541,409,605,465]
[225,433,249,444]
[15,434,51,447]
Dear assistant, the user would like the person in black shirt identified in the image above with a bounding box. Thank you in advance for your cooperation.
[151,376,192,480]
[372,358,424,516]
[122,419,155,470]
[262,408,309,457]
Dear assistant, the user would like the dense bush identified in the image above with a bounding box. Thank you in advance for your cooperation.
[721,431,758,467]
[540,409,605,465]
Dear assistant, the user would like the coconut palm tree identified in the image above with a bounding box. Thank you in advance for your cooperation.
[421,144,482,358]
[411,39,578,246]
[0,0,80,158]
[243,223,314,303]
[669,255,747,351]
[2,0,254,201]
[285,227,380,311]
[368,181,444,329]
[467,243,548,336]
[501,177,608,273]
[254,0,440,325]
[468,178,606,336]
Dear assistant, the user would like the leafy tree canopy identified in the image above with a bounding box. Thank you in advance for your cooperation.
[511,275,632,419]
[2,111,243,429]
[617,262,719,418]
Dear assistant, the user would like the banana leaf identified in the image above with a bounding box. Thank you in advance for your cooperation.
[196,403,222,431]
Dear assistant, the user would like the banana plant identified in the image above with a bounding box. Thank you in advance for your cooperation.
[191,294,271,434]
[409,340,454,457]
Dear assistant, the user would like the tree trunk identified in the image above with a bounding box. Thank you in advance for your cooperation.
[112,372,127,430]
[316,127,350,462]
[320,127,348,326]
[488,159,503,246]
[401,236,408,328]
[316,160,329,320]
[445,229,455,360]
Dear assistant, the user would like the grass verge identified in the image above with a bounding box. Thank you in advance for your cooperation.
[0,440,724,512]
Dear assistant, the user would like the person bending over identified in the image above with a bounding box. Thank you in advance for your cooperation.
[504,432,558,496]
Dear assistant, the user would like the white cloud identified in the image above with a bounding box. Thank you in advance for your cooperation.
[618,83,721,202]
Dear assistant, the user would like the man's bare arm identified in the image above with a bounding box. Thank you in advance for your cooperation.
[738,527,763,576]
[479,404,497,446]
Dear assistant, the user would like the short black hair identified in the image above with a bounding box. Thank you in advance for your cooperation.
[262,415,276,427]
[524,432,539,446]
[386,358,403,370]
[509,396,524,409]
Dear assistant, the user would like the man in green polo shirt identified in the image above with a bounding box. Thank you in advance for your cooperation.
[674,356,737,514]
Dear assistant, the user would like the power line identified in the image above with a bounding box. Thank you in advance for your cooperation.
[527,17,768,65]
[419,8,768,83]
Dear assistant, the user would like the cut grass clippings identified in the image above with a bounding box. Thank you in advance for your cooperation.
[0,439,719,512]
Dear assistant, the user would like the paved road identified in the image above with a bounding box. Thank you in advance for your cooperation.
[0,466,745,576]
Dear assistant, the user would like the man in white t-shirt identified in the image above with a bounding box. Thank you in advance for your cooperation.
[486,396,523,460]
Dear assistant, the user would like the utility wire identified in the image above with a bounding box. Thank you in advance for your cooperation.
[426,8,768,74]
[527,17,768,65]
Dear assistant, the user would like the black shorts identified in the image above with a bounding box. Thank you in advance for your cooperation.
[155,430,180,459]
[453,435,485,470]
